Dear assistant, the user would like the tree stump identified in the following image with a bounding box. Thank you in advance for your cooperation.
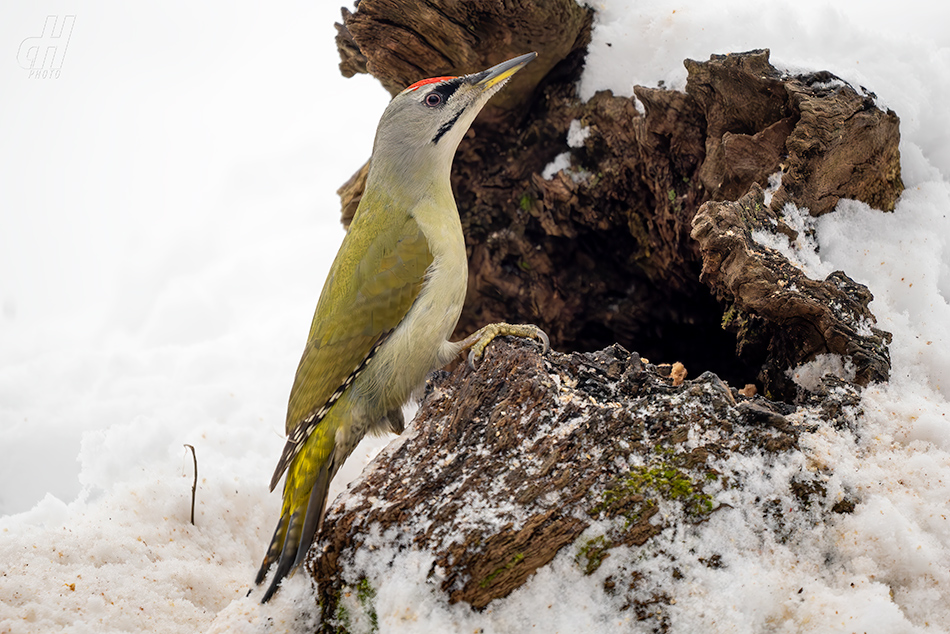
[303,1,909,626]
[334,2,901,393]
[310,340,859,631]
[691,184,892,399]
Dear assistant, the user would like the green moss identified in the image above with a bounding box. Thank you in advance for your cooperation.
[668,189,677,202]
[335,602,347,630]
[356,578,376,605]
[590,451,716,525]
[519,193,535,212]
[721,304,739,329]
[576,535,611,575]
[480,552,526,588]
[577,448,719,578]
[333,578,378,633]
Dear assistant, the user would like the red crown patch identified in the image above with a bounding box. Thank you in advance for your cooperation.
[404,76,456,92]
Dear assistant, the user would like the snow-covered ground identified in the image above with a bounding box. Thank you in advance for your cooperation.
[2,1,949,632]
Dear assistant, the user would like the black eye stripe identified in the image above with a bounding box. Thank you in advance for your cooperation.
[431,78,462,102]
[423,77,466,144]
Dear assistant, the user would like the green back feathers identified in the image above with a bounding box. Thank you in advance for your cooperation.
[286,205,433,433]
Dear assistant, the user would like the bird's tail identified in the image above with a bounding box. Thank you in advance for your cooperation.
[256,421,338,602]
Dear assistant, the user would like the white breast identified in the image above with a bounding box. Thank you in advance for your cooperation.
[355,198,468,414]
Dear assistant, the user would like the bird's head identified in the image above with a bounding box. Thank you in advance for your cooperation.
[367,52,537,190]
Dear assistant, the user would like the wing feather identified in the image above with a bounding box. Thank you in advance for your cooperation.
[269,212,433,487]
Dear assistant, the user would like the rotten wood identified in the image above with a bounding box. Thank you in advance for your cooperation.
[304,4,909,624]
[335,20,901,390]
[310,339,852,629]
[690,183,892,399]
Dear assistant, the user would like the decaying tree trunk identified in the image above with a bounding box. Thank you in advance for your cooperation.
[334,0,901,396]
[335,0,592,118]
[305,0,907,626]
[310,339,861,630]
[691,184,893,397]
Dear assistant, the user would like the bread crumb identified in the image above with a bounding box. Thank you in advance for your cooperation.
[670,361,687,386]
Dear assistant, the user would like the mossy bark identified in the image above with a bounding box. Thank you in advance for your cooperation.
[311,339,857,629]
[307,1,906,627]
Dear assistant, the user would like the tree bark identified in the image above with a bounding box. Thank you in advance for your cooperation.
[311,339,860,630]
[304,2,909,624]
[336,5,901,394]
[691,184,892,398]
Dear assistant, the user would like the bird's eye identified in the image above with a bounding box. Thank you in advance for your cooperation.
[424,92,443,107]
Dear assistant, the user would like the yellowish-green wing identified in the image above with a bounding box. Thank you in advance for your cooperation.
[269,211,433,488]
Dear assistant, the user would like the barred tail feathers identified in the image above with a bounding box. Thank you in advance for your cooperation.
[255,512,288,586]
[257,408,340,603]
[259,463,332,603]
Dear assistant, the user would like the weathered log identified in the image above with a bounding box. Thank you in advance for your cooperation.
[691,184,892,399]
[684,52,903,215]
[310,339,855,630]
[335,13,900,391]
[335,0,592,120]
[303,4,909,627]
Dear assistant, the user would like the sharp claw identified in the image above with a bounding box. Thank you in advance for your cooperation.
[467,348,479,369]
[536,329,550,354]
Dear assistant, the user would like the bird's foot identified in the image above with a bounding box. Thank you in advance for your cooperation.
[459,322,550,369]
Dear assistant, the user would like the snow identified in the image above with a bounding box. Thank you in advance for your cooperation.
[541,151,572,180]
[566,119,591,148]
[788,354,856,391]
[752,202,830,281]
[2,0,950,632]
[542,120,592,180]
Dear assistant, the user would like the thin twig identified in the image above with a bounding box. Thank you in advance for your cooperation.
[183,444,197,525]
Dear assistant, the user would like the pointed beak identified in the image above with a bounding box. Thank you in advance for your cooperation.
[470,52,537,90]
